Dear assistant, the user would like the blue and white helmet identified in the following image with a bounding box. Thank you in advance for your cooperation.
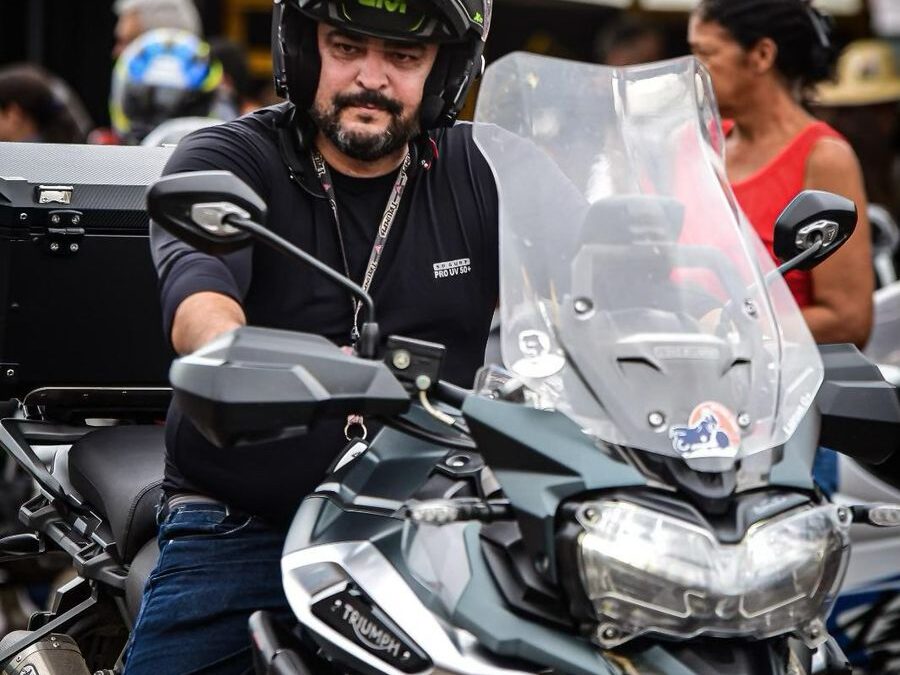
[110,28,223,143]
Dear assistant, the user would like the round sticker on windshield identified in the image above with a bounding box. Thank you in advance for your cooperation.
[511,354,566,379]
[668,401,740,458]
[511,329,565,378]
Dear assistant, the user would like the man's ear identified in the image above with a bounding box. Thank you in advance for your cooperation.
[749,37,778,75]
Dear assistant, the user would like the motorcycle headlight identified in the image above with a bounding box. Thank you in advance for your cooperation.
[570,500,851,648]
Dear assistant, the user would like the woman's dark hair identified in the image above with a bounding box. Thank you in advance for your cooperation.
[0,65,88,143]
[594,14,666,65]
[208,38,252,103]
[695,0,836,90]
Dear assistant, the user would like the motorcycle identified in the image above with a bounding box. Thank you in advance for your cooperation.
[3,54,900,675]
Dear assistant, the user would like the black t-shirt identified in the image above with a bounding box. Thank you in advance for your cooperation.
[151,105,499,525]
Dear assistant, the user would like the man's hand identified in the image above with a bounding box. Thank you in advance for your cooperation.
[171,292,246,355]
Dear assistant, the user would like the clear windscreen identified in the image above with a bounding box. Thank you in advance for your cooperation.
[473,53,822,464]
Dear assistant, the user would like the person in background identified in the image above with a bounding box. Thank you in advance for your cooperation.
[594,14,666,67]
[0,64,89,144]
[208,37,272,117]
[813,39,900,262]
[689,0,875,499]
[112,0,202,57]
[688,0,873,349]
[106,28,225,146]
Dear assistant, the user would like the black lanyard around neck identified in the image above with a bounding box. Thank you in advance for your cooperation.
[310,148,412,345]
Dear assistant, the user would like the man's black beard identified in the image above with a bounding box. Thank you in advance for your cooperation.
[309,89,420,162]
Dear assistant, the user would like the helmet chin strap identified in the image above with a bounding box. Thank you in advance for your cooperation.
[416,133,439,170]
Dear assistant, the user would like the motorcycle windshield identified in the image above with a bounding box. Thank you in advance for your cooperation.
[474,53,822,463]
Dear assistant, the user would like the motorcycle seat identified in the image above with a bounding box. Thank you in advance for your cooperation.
[67,425,165,564]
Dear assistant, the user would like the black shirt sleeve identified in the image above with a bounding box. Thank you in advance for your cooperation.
[150,120,273,347]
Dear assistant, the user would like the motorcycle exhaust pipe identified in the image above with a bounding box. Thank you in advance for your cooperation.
[0,633,90,675]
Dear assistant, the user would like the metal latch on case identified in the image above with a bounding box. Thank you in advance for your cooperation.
[35,184,74,205]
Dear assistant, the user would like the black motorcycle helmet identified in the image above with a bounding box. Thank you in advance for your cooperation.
[271,0,491,130]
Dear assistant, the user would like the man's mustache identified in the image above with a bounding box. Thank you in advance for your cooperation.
[333,90,403,117]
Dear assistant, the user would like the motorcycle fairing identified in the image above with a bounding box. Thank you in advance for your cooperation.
[286,484,813,675]
[283,417,622,674]
[462,394,818,586]
[461,395,646,582]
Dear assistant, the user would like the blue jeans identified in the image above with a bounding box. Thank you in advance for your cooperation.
[123,503,293,675]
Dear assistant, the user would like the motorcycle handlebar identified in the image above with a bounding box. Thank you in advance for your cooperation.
[432,381,470,409]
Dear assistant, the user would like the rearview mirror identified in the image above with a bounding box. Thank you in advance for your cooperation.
[146,170,266,255]
[773,190,857,271]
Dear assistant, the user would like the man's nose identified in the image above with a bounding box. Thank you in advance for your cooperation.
[355,51,390,90]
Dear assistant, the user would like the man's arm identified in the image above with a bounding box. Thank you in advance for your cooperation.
[802,136,874,348]
[171,291,247,355]
[152,218,252,354]
[149,125,263,355]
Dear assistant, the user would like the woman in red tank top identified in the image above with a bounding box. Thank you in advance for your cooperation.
[688,0,873,347]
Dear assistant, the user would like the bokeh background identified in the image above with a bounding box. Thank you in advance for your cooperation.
[0,0,891,129]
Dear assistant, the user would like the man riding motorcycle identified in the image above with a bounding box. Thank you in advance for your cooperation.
[124,0,494,671]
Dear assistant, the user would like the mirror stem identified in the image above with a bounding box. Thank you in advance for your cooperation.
[357,322,380,360]
[766,239,824,283]
[723,238,826,323]
[226,216,380,358]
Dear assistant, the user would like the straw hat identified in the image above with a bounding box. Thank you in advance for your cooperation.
[815,40,900,107]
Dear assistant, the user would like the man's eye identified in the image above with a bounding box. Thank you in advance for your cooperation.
[335,42,361,55]
[390,52,419,64]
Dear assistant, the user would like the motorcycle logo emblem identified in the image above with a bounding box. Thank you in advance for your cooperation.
[669,401,740,458]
